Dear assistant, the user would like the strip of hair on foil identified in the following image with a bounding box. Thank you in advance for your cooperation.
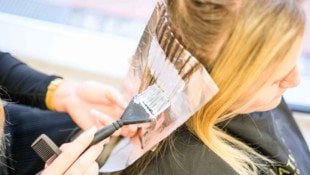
[99,0,219,173]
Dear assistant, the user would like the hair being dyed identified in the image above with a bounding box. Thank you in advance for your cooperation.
[115,0,305,174]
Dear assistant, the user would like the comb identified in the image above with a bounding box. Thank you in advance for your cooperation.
[31,134,61,162]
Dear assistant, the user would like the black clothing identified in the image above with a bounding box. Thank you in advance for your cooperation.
[225,99,310,174]
[135,126,238,175]
[0,51,58,108]
[0,52,77,174]
[4,103,76,175]
[124,100,310,175]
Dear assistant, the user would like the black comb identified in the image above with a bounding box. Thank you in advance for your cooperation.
[31,134,61,162]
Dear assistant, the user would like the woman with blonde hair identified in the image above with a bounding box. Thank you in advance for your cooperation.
[109,0,310,174]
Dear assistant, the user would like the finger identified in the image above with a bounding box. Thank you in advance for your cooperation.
[42,127,97,174]
[90,109,122,135]
[65,143,103,175]
[80,82,127,108]
[121,125,139,137]
[90,109,114,126]
[104,87,127,108]
[91,108,139,137]
[67,103,97,130]
[59,142,71,150]
[83,162,99,175]
[96,105,124,121]
[45,155,57,168]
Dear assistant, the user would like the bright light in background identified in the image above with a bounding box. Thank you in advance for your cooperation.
[0,0,308,111]
[283,1,310,113]
[0,0,156,79]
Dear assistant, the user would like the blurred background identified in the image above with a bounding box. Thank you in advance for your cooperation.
[0,0,309,147]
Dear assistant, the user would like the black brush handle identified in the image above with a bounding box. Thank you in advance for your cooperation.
[90,120,124,145]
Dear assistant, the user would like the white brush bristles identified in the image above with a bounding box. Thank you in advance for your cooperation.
[148,38,185,99]
[137,84,170,117]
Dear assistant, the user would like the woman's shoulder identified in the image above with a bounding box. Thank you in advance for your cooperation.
[142,125,238,175]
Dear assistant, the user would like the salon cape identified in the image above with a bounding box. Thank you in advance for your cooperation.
[116,99,310,175]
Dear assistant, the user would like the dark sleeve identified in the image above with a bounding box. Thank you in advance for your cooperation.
[0,52,61,109]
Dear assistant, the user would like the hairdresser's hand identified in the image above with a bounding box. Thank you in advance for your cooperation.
[90,109,138,137]
[41,127,105,175]
[52,80,127,130]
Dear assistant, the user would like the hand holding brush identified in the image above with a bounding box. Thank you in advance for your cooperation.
[31,84,171,165]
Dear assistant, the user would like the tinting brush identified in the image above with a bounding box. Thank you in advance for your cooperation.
[90,83,172,144]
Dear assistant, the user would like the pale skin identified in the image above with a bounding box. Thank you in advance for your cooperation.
[41,127,105,175]
[240,37,303,113]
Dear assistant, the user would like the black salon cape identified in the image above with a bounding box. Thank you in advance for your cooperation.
[128,99,310,175]
[225,99,310,175]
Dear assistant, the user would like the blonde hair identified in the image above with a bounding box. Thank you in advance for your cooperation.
[0,100,4,143]
[175,0,305,174]
[0,100,6,166]
[115,0,305,174]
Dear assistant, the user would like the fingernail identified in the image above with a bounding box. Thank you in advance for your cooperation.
[122,101,128,108]
[86,126,97,137]
[90,108,100,115]
[129,125,138,131]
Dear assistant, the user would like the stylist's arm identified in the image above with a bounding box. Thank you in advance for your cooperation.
[41,127,104,175]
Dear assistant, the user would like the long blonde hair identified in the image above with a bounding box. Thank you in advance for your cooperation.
[172,0,305,174]
[114,0,305,175]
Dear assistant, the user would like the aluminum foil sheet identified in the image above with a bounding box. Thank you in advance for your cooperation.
[99,0,219,172]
